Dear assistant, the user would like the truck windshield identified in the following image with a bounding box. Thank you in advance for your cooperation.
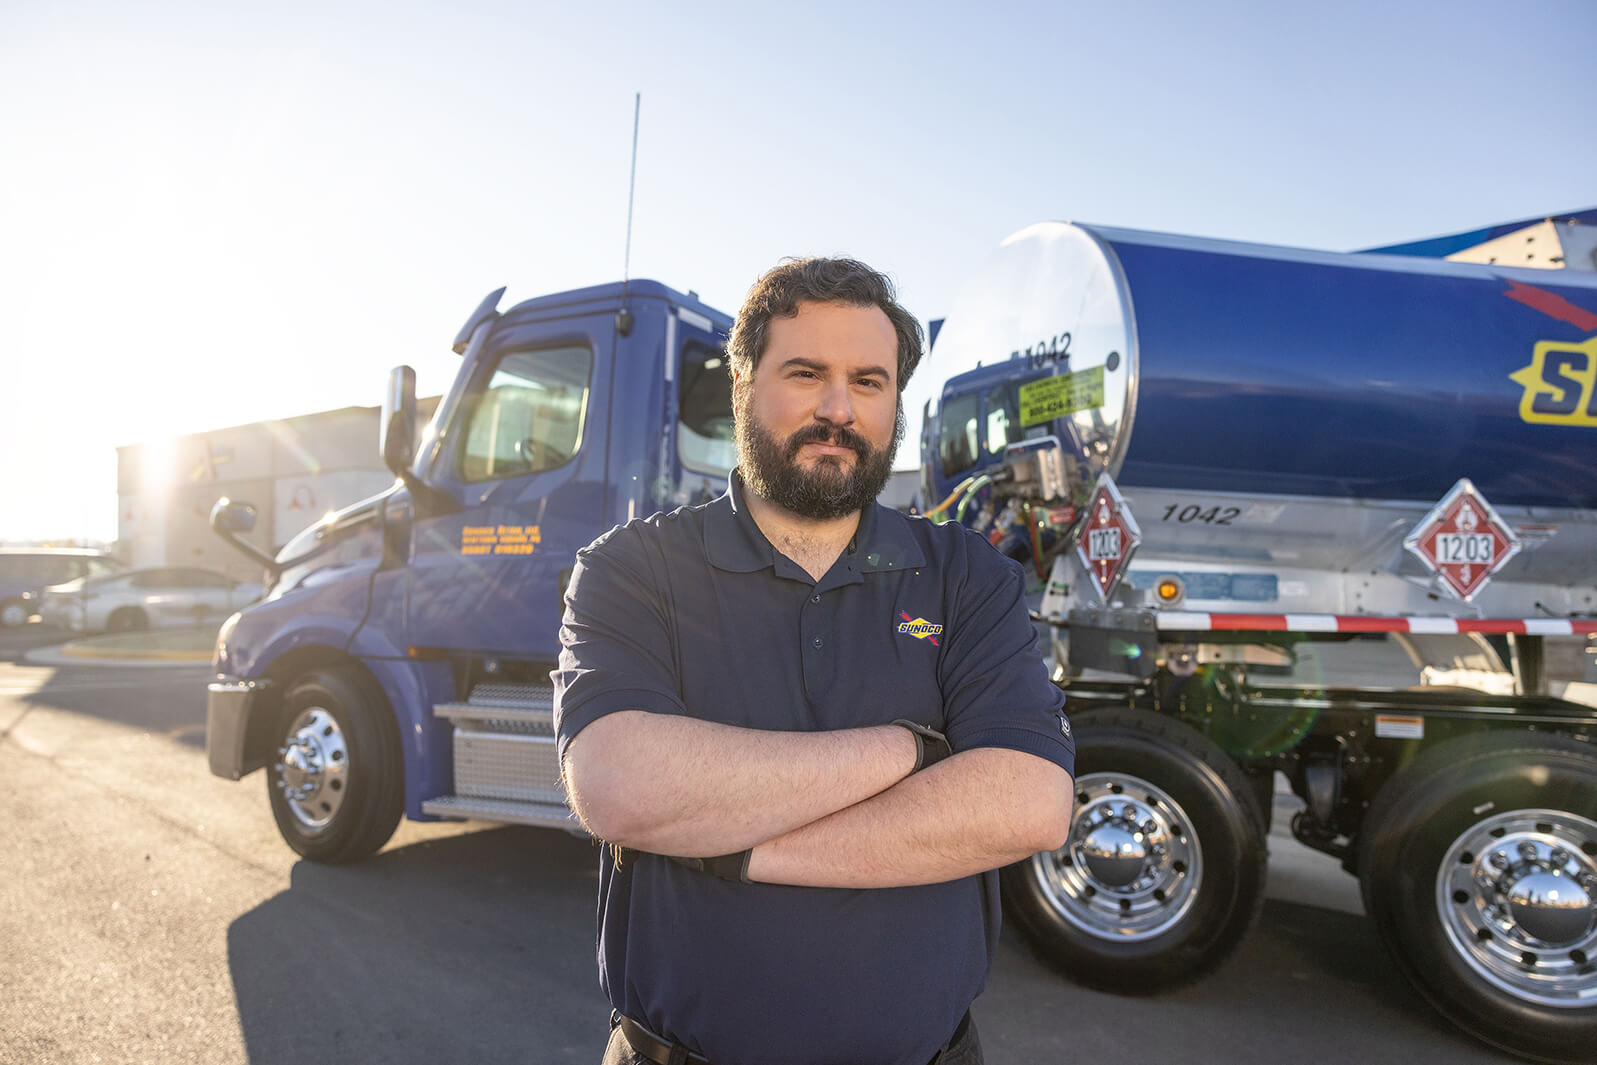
[460,345,592,481]
[678,340,735,474]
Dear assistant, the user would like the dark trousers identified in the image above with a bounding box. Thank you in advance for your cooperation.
[599,1012,983,1065]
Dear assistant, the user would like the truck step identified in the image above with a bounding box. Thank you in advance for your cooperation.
[433,682,565,808]
[421,795,582,832]
[468,682,555,709]
[433,702,553,729]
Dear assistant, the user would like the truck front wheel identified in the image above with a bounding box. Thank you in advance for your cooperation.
[266,667,404,864]
[1359,731,1597,1064]
[1001,708,1268,991]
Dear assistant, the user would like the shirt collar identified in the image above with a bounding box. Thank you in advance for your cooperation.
[703,470,927,575]
[702,470,777,572]
[850,489,927,574]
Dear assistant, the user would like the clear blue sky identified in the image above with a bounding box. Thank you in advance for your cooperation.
[3,0,1593,542]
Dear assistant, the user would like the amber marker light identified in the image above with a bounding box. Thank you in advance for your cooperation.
[1155,576,1185,604]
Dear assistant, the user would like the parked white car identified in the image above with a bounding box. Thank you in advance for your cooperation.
[0,548,120,627]
[39,567,264,634]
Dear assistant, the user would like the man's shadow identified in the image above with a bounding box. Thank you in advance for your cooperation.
[227,824,610,1065]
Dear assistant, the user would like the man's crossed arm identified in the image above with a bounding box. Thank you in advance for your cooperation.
[562,710,1073,889]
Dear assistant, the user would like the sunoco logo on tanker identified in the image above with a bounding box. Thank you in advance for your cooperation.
[1510,337,1597,427]
[1504,281,1597,427]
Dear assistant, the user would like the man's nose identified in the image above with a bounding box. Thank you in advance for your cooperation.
[813,379,855,425]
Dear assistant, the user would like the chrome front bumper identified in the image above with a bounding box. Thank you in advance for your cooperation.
[206,677,273,780]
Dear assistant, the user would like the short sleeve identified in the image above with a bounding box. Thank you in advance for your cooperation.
[938,541,1074,776]
[552,524,688,759]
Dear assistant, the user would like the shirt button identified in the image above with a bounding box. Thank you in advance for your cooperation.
[811,635,824,649]
[810,594,820,604]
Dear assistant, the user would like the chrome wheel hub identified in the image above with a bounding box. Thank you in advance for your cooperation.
[1028,772,1201,940]
[1437,809,1597,1008]
[274,707,349,830]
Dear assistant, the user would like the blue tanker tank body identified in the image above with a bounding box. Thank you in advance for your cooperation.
[1105,230,1597,510]
[924,221,1597,616]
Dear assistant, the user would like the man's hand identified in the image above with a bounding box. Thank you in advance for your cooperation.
[667,850,752,883]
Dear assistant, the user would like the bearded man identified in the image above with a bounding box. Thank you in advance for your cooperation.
[554,257,1076,1065]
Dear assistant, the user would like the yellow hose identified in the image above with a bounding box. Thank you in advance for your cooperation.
[923,475,979,520]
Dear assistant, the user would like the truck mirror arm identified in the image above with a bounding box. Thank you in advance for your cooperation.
[208,497,281,579]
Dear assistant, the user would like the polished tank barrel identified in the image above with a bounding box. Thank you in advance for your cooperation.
[928,222,1597,613]
[930,221,1597,511]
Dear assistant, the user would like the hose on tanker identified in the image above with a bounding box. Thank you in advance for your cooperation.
[922,475,981,521]
[953,476,996,523]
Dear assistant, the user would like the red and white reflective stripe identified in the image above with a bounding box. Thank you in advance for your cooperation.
[1154,613,1597,635]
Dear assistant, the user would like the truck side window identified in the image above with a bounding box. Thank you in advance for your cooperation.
[985,385,1014,455]
[678,341,735,474]
[938,392,980,477]
[460,345,592,482]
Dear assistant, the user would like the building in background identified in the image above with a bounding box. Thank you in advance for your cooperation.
[117,400,438,582]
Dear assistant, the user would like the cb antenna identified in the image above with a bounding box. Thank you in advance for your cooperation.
[617,92,640,336]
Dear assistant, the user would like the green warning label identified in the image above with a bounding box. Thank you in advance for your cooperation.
[1019,366,1105,427]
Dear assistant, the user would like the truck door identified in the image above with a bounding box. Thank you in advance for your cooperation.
[398,312,614,660]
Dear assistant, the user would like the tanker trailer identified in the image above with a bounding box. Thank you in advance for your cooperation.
[922,220,1597,1063]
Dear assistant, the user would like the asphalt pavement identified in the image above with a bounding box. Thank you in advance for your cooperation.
[0,625,1522,1065]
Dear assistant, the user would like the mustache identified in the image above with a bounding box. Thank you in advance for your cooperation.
[783,423,870,460]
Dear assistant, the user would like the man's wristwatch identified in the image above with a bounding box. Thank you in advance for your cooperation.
[893,719,953,771]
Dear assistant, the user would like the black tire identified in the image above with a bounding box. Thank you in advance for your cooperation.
[0,597,28,629]
[266,667,404,864]
[106,607,149,633]
[1359,730,1597,1064]
[1001,707,1269,992]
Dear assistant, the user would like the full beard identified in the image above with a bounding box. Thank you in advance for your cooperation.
[736,402,905,521]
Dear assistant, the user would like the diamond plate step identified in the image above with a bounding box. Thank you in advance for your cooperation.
[433,703,553,729]
[421,795,582,832]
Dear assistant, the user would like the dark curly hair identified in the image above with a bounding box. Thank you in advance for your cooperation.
[726,257,923,392]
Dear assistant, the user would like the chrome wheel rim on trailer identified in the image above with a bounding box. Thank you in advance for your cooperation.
[274,705,350,831]
[1029,771,1202,940]
[1437,808,1597,1008]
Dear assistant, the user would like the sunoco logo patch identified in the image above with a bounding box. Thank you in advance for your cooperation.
[896,611,943,646]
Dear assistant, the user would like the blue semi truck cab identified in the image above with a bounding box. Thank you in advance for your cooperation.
[206,280,733,862]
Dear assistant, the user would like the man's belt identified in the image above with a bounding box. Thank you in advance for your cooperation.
[615,1013,710,1065]
[614,1009,972,1065]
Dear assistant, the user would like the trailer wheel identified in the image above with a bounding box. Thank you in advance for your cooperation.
[1001,707,1268,991]
[1359,731,1597,1064]
[266,667,404,864]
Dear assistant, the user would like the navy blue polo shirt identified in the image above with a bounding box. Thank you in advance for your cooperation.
[553,473,1072,1065]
